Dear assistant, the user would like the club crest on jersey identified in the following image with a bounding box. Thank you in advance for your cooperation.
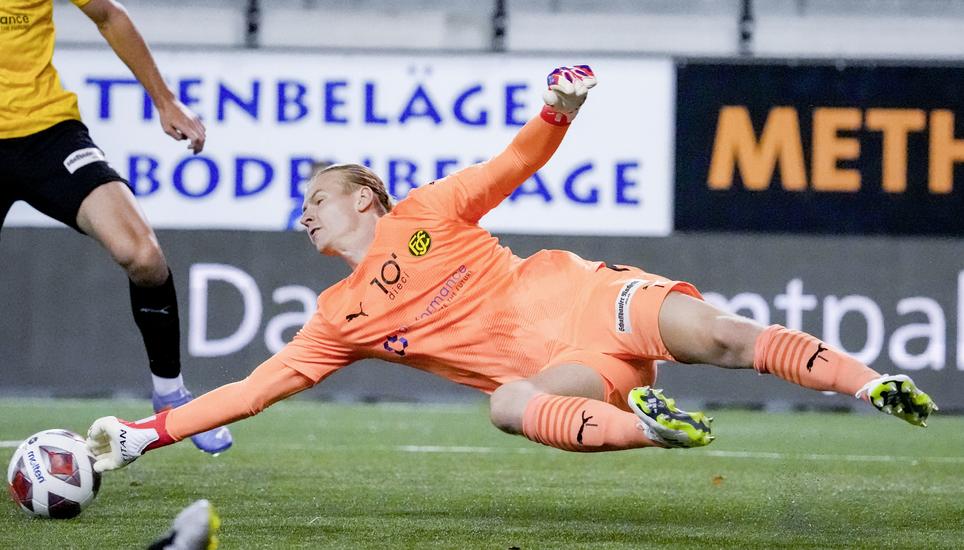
[408,230,431,257]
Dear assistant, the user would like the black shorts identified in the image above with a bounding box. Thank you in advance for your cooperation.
[0,119,127,234]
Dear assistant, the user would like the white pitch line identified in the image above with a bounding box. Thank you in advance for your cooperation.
[394,444,964,464]
[397,445,537,454]
[5,439,958,466]
[702,449,964,464]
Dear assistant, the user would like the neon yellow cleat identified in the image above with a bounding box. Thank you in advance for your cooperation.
[148,499,220,550]
[628,386,715,448]
[856,374,938,427]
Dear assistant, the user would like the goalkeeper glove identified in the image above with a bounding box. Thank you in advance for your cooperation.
[541,65,597,126]
[87,412,175,472]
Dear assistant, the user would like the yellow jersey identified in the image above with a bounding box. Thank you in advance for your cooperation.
[0,0,91,138]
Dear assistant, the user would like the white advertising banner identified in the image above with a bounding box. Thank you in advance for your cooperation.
[7,50,674,236]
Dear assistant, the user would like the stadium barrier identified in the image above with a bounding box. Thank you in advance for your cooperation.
[675,62,964,236]
[6,50,675,237]
[2,228,961,410]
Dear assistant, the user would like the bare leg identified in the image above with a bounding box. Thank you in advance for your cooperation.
[657,291,763,368]
[76,181,168,286]
[657,290,881,397]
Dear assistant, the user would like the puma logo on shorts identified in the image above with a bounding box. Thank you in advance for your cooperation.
[63,147,107,174]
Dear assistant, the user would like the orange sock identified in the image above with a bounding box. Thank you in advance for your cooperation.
[521,393,658,452]
[753,325,879,397]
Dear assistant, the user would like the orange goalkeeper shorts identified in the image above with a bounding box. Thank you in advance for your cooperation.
[543,266,702,411]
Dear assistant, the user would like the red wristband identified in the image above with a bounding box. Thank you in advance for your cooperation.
[540,105,571,126]
[122,409,175,452]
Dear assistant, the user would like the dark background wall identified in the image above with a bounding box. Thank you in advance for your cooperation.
[2,227,960,410]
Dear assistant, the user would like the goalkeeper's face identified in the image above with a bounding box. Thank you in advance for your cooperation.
[299,174,367,256]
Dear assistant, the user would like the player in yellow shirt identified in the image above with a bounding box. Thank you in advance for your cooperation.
[0,0,230,453]
[87,65,936,471]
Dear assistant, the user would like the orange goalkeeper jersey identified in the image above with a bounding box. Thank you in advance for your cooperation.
[272,115,647,393]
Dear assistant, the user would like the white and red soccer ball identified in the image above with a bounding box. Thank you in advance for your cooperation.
[7,429,101,519]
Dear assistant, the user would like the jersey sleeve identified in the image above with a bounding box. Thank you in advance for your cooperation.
[271,310,354,384]
[408,115,568,223]
[71,0,94,7]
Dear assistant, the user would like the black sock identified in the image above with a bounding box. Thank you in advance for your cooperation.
[130,268,181,378]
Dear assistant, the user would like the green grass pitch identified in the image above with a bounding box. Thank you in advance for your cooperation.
[2,398,962,549]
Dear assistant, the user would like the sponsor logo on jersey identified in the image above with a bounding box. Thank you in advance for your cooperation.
[415,264,473,321]
[0,14,30,31]
[408,230,432,256]
[383,334,408,356]
[63,147,107,174]
[369,253,410,300]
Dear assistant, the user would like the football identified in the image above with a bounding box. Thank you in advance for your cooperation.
[6,429,102,519]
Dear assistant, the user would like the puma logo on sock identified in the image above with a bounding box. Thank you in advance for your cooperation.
[576,410,598,445]
[806,343,829,372]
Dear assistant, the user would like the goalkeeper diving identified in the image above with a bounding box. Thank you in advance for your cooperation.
[87,65,937,472]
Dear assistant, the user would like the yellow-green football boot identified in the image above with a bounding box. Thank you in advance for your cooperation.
[628,386,714,448]
[148,499,220,550]
[856,374,937,427]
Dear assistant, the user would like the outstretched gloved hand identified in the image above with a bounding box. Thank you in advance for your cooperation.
[541,65,597,125]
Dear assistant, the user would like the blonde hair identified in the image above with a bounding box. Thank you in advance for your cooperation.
[314,163,393,214]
